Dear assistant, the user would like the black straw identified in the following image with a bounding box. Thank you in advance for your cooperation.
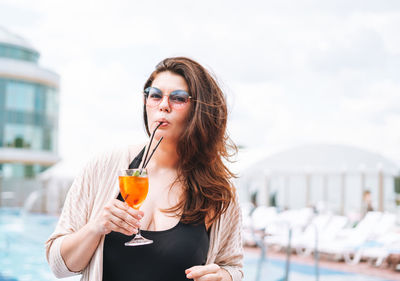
[140,122,163,172]
[143,137,163,169]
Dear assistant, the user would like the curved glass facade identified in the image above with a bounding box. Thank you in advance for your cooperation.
[0,44,39,63]
[0,37,59,179]
[0,78,58,152]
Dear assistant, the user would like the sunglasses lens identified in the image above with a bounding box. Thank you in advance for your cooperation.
[145,87,162,106]
[147,88,162,100]
[144,87,190,107]
[170,91,190,104]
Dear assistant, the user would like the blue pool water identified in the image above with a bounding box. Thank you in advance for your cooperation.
[0,209,395,281]
[0,208,79,281]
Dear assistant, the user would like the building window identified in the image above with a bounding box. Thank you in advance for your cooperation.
[0,45,39,63]
[43,128,57,152]
[0,163,47,178]
[34,85,46,112]
[4,124,42,150]
[5,81,35,112]
[2,163,24,178]
[46,88,58,116]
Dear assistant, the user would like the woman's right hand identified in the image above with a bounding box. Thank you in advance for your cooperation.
[58,199,143,273]
[90,199,144,236]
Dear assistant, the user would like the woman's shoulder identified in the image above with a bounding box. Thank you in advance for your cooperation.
[221,189,241,221]
[82,144,146,171]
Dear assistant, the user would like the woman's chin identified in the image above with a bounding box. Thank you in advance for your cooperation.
[153,131,164,140]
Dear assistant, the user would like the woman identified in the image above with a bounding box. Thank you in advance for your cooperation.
[46,57,243,281]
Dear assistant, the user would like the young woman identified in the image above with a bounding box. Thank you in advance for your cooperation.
[46,57,243,281]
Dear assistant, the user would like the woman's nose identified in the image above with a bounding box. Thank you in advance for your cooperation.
[158,95,171,112]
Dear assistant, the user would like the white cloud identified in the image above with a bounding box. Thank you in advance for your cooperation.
[340,80,400,116]
[1,0,399,167]
[57,57,147,160]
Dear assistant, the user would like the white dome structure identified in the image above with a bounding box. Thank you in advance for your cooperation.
[238,144,399,215]
[247,144,399,175]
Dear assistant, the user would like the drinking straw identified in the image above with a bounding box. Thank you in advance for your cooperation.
[143,137,163,169]
[140,122,163,172]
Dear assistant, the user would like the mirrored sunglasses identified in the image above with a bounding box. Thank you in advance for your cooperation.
[144,87,192,108]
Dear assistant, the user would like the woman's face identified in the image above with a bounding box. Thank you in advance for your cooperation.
[146,71,191,144]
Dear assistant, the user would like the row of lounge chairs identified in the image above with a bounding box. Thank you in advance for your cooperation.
[242,204,400,269]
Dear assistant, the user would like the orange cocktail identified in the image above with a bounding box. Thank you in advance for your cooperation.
[118,168,153,246]
[119,175,149,209]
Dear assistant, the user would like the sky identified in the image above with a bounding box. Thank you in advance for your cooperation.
[1,0,400,169]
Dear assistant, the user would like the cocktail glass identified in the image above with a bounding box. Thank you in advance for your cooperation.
[119,168,153,246]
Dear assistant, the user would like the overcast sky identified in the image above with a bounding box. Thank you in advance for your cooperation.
[1,0,399,168]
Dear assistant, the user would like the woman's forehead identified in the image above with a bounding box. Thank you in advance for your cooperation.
[152,71,188,92]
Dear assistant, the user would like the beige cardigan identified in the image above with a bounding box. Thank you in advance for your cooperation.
[45,146,244,281]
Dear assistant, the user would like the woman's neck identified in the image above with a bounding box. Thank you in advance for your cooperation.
[147,139,179,169]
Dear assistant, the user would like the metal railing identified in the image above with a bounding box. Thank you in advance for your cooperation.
[252,221,320,281]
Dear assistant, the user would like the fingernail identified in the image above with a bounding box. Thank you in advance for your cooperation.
[187,273,192,278]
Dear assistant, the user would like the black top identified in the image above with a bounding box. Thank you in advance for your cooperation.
[102,149,210,281]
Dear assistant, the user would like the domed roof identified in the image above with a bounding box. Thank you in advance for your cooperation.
[0,26,37,52]
[247,144,399,175]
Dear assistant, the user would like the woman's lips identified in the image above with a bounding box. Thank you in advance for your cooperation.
[157,120,169,127]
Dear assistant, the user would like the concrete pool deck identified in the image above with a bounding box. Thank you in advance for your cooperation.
[244,246,400,281]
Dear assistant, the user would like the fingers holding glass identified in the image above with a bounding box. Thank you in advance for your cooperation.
[93,199,142,236]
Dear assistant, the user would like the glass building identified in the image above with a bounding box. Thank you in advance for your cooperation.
[0,27,60,178]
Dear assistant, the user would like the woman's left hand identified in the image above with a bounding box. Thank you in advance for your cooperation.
[185,264,231,281]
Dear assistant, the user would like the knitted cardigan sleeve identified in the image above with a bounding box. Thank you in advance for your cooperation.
[215,195,244,281]
[44,156,99,278]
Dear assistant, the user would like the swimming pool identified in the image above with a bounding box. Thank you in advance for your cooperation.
[0,209,395,281]
[0,208,79,281]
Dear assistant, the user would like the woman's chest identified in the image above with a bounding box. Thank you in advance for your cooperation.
[138,180,183,231]
[139,205,180,232]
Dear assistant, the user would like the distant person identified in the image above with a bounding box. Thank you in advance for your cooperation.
[45,57,243,281]
[362,190,374,216]
[269,191,277,207]
[249,190,258,215]
[250,190,258,207]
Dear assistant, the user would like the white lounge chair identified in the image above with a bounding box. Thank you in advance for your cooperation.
[251,206,279,230]
[292,213,332,255]
[318,211,382,260]
[362,233,400,267]
[264,208,314,249]
[242,205,278,246]
[343,212,398,265]
[296,215,349,256]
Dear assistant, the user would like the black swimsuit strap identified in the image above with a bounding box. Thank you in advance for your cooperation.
[128,147,146,169]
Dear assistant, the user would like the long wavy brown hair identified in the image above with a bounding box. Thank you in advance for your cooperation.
[143,57,237,225]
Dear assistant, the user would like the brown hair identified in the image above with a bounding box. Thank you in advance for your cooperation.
[143,57,236,225]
